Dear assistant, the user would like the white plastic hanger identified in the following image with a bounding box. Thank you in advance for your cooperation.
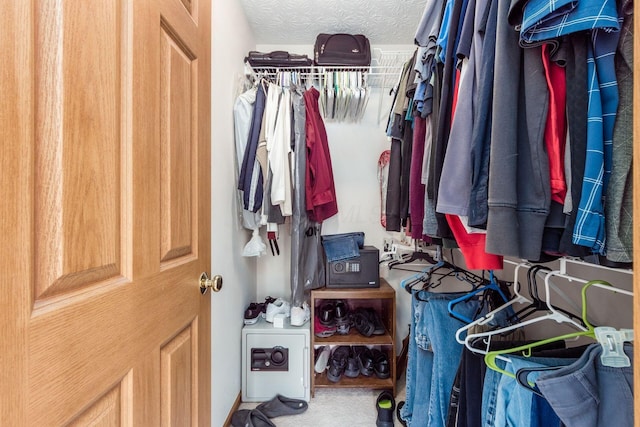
[455,262,533,348]
[462,268,590,355]
[485,279,634,377]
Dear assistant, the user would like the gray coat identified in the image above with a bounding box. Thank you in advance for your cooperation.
[484,0,551,260]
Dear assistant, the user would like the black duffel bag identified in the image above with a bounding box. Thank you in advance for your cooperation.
[314,33,371,66]
[245,50,313,68]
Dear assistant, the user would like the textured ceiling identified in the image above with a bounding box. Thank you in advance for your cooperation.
[238,0,426,45]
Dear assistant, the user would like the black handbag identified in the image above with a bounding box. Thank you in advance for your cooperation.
[314,33,371,66]
[245,50,313,68]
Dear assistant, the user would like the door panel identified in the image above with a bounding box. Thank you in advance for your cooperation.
[34,0,126,301]
[1,0,211,425]
[67,374,133,427]
[161,324,197,426]
[160,23,198,264]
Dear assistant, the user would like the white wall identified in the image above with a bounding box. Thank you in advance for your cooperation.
[210,1,257,425]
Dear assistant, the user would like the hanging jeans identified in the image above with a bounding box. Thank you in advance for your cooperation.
[399,289,429,426]
[493,356,575,427]
[401,290,480,427]
[536,343,634,427]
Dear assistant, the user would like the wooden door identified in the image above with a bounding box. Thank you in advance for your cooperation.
[1,0,211,425]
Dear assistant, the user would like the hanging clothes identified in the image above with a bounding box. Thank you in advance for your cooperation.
[409,116,428,239]
[536,344,634,427]
[605,0,634,263]
[484,0,551,262]
[400,289,482,427]
[303,87,338,223]
[467,0,498,229]
[557,32,591,258]
[261,82,285,225]
[269,85,293,217]
[238,84,266,213]
[572,28,621,254]
[436,0,485,218]
[233,86,262,230]
[386,138,403,232]
[290,86,324,307]
[385,59,412,232]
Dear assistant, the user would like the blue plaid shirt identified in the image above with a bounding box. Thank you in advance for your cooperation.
[573,28,620,254]
[520,0,619,43]
[516,0,620,255]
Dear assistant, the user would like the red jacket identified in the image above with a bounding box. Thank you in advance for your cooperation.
[304,88,338,222]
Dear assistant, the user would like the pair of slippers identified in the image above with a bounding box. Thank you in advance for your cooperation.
[231,394,308,427]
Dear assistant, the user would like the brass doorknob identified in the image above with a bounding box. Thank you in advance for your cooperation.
[200,272,223,294]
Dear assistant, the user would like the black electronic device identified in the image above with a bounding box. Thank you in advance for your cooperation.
[251,346,289,371]
[326,246,380,288]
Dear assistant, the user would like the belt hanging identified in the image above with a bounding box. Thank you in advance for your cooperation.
[267,223,280,256]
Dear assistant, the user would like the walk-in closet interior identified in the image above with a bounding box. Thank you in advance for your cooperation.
[216,0,640,426]
[6,1,640,426]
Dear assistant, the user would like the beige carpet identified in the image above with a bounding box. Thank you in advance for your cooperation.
[238,378,406,427]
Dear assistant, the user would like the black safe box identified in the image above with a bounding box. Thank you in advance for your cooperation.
[326,246,380,288]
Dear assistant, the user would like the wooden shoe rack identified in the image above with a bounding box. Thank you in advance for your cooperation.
[310,279,396,397]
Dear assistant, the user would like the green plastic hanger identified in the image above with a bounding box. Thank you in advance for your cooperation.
[483,280,611,379]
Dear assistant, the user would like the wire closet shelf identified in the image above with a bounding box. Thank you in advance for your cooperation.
[246,48,414,89]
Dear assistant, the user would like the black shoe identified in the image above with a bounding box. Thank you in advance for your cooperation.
[326,346,350,383]
[376,390,396,427]
[344,346,360,378]
[319,301,336,326]
[372,348,390,379]
[334,300,351,335]
[366,308,386,335]
[352,308,375,337]
[396,401,407,426]
[357,346,375,377]
[244,303,263,325]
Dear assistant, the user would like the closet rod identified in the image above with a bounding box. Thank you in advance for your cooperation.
[502,257,633,284]
[247,65,403,75]
[558,257,633,276]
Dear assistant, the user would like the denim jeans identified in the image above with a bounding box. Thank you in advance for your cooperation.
[321,232,364,262]
[402,291,480,427]
[482,358,506,427]
[536,343,634,427]
[494,356,574,427]
[530,393,562,427]
[399,290,424,425]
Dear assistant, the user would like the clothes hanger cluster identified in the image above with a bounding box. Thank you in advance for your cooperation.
[319,70,369,122]
[398,247,513,323]
[386,240,442,270]
[449,262,634,382]
[483,279,634,378]
[398,255,634,427]
[246,66,371,122]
